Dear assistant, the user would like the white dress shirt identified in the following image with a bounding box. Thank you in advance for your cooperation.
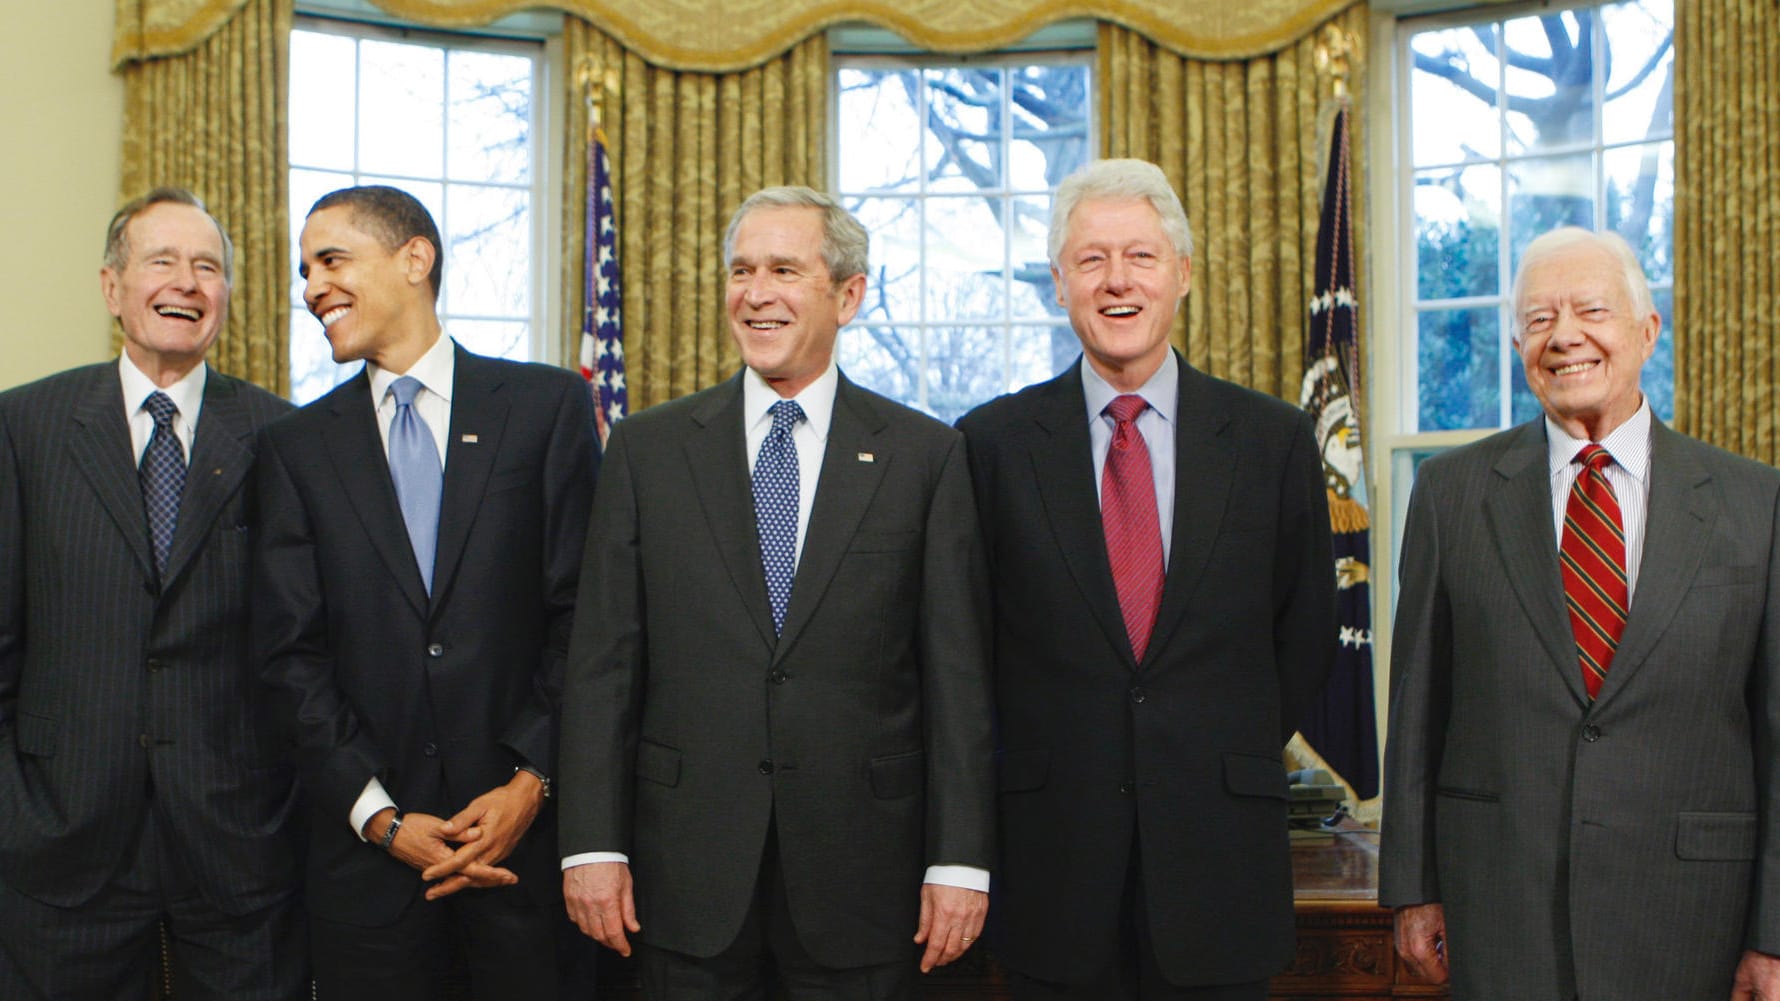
[563,362,989,893]
[1544,399,1652,603]
[119,354,206,465]
[1082,351,1178,563]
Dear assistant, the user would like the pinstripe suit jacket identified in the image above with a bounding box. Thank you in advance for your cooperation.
[1380,418,1780,1000]
[0,362,298,913]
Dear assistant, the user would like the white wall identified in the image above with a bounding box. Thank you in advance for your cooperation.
[0,2,124,390]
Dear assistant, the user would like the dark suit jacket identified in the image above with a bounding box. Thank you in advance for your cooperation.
[558,370,995,969]
[1380,418,1780,1000]
[956,354,1336,987]
[0,362,297,914]
[254,345,597,924]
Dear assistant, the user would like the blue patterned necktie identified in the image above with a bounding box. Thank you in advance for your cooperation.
[753,400,804,634]
[387,376,443,594]
[139,391,186,583]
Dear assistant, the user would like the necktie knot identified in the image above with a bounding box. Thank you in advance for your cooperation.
[1104,394,1148,426]
[144,391,178,429]
[768,400,805,438]
[390,376,424,409]
[1575,443,1612,473]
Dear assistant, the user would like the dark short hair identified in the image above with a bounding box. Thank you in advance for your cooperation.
[104,187,235,282]
[308,185,444,299]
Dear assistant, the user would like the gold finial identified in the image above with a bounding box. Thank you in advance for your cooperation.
[1314,24,1357,100]
[576,56,621,134]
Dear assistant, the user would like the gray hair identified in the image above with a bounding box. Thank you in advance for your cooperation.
[1512,227,1657,329]
[723,186,869,285]
[1048,159,1193,266]
[104,187,234,282]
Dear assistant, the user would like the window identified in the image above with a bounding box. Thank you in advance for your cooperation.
[287,17,551,404]
[832,52,1094,424]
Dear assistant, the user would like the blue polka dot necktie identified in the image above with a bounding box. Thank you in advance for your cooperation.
[753,400,804,635]
[139,391,186,584]
[387,376,443,594]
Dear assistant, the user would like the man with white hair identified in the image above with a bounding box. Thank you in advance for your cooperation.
[957,159,1336,1000]
[1381,226,1780,999]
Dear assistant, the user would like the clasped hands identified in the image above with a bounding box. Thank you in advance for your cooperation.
[365,768,547,900]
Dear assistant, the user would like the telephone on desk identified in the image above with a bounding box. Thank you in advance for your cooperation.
[1287,768,1349,840]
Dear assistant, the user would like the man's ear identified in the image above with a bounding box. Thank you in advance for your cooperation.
[100,267,123,319]
[401,236,437,289]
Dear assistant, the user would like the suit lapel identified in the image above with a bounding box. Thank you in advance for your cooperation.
[1028,362,1135,667]
[160,369,255,588]
[430,348,506,611]
[1142,360,1236,667]
[68,365,155,581]
[321,371,430,616]
[773,375,890,663]
[684,373,779,650]
[1482,421,1587,704]
[1593,422,1714,705]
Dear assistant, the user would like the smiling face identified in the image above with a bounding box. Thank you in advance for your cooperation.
[101,201,229,384]
[724,206,865,399]
[1513,241,1657,441]
[298,205,439,372]
[1053,197,1191,392]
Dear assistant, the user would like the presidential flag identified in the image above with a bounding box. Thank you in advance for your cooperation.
[1298,102,1379,800]
[581,125,627,448]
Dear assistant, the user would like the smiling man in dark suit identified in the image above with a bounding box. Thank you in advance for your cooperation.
[1380,227,1780,1000]
[254,185,598,1001]
[956,158,1336,1001]
[558,185,996,999]
[0,187,302,1000]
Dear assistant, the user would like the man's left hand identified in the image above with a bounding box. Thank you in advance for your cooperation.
[913,883,987,973]
[422,769,546,899]
[1731,949,1780,1000]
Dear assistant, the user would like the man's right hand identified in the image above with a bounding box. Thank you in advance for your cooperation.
[563,861,640,956]
[1393,902,1450,984]
[365,808,518,894]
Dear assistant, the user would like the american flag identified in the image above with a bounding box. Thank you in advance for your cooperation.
[580,126,627,448]
[1298,102,1379,800]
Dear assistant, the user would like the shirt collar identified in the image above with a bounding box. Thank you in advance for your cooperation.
[743,360,839,441]
[1544,397,1652,483]
[119,353,207,425]
[368,332,456,406]
[1081,350,1178,427]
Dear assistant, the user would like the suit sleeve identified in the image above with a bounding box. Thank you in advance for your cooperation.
[557,421,645,856]
[252,429,388,823]
[1377,468,1453,908]
[1274,410,1339,742]
[1749,476,1780,953]
[917,433,996,870]
[496,374,598,776]
[0,404,22,743]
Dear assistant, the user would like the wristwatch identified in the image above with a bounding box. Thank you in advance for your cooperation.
[516,763,552,799]
[377,811,404,852]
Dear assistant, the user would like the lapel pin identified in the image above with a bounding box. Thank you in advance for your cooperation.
[461,434,479,444]
[857,452,875,463]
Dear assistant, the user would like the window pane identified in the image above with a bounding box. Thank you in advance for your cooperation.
[1414,164,1502,301]
[838,323,917,403]
[1604,142,1674,283]
[924,196,1006,323]
[1647,285,1674,421]
[924,67,1003,194]
[290,167,354,302]
[448,319,529,359]
[358,40,444,178]
[1410,24,1502,164]
[850,196,921,324]
[289,307,355,405]
[447,49,532,184]
[1009,325,1076,392]
[836,69,922,193]
[1601,0,1674,145]
[924,326,1005,425]
[1503,11,1589,155]
[1416,306,1500,431]
[1506,153,1593,271]
[1008,195,1060,321]
[445,185,530,316]
[1009,65,1091,190]
[290,31,356,172]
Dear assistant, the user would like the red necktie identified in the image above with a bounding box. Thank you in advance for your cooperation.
[1101,394,1165,661]
[1559,444,1628,699]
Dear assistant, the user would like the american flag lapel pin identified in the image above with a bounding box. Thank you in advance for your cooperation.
[461,434,479,443]
[857,452,874,463]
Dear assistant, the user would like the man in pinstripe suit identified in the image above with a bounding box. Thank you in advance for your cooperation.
[0,188,304,1000]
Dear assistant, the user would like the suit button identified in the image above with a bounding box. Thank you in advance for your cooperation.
[146,658,164,672]
[758,760,774,774]
[139,734,152,748]
[1581,724,1602,743]
[1130,687,1147,704]
[769,669,788,684]
[427,643,445,658]
[1118,781,1134,795]
[423,742,438,757]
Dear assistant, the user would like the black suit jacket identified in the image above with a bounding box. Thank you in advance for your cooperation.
[558,370,995,968]
[956,355,1336,986]
[0,362,297,913]
[254,345,597,924]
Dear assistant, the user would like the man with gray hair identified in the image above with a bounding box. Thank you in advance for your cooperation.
[559,185,996,998]
[1380,225,1780,999]
[957,158,1336,1000]
[0,187,302,999]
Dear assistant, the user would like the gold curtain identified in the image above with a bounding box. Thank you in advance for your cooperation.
[1674,0,1780,462]
[560,20,828,408]
[118,0,291,392]
[1098,6,1367,404]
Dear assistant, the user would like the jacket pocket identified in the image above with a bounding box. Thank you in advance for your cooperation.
[996,747,1050,793]
[1675,811,1757,860]
[869,749,924,799]
[1222,751,1287,800]
[1692,564,1762,588]
[634,739,681,788]
[1435,785,1501,803]
[15,711,55,757]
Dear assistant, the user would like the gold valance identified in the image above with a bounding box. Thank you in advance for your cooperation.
[115,0,1359,71]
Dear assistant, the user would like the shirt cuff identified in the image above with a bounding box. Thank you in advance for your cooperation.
[923,864,990,893]
[562,851,630,871]
[350,777,398,842]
